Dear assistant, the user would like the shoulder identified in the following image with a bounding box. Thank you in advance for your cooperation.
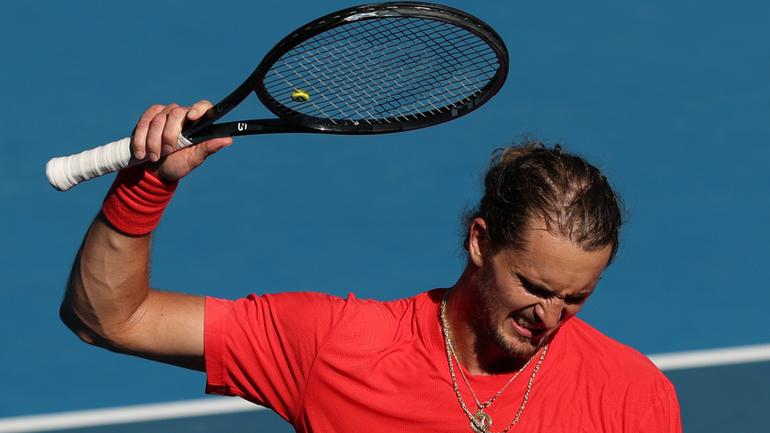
[207,291,349,321]
[560,318,656,365]
[334,289,438,324]
[546,318,681,430]
[208,290,436,326]
[317,289,442,346]
[555,318,673,388]
[205,291,351,346]
[207,289,440,354]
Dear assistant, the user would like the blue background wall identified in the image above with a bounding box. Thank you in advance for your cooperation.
[1,0,768,423]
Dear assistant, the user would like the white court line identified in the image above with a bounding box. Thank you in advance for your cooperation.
[0,398,263,433]
[649,342,770,371]
[1,343,769,433]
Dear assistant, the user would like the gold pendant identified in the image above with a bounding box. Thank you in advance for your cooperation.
[470,410,492,433]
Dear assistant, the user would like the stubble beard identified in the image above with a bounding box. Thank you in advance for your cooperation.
[471,271,547,371]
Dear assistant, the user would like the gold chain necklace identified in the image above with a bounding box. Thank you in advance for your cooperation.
[440,295,548,433]
[448,337,535,411]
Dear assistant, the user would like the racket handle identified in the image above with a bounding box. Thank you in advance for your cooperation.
[45,135,193,191]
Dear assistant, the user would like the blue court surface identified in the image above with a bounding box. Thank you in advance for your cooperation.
[1,1,768,432]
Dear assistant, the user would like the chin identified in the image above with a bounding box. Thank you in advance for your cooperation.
[473,311,545,362]
[495,327,553,360]
[495,332,537,359]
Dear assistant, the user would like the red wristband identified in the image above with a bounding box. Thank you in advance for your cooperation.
[102,166,178,236]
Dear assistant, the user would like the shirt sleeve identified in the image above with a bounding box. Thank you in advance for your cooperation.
[204,292,349,422]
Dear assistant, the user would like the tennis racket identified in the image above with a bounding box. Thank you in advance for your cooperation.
[46,1,508,191]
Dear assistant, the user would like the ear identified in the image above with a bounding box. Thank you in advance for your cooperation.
[468,217,489,268]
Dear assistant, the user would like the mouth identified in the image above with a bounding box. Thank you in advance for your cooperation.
[509,315,545,340]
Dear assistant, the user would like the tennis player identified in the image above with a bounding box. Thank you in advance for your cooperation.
[61,101,682,433]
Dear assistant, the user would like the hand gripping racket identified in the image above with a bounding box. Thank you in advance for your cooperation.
[46,2,508,191]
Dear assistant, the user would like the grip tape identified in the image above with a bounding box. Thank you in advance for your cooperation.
[46,135,193,191]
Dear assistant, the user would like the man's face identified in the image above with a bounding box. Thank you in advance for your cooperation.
[469,219,612,362]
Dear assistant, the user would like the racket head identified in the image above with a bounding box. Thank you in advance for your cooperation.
[252,2,509,134]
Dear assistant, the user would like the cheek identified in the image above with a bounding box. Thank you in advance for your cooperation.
[477,278,509,319]
[479,266,537,314]
[489,285,539,316]
[490,276,539,312]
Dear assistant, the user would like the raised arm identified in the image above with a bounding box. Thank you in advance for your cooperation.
[59,101,232,371]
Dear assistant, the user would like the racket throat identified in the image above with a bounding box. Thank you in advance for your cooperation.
[186,119,313,143]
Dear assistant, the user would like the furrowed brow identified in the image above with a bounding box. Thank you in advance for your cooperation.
[516,272,595,300]
[515,273,556,297]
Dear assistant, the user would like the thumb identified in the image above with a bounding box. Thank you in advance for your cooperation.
[190,137,233,167]
[205,137,233,154]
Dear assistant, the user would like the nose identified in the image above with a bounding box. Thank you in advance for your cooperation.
[534,298,565,330]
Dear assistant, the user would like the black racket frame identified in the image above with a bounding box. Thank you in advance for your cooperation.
[183,2,509,143]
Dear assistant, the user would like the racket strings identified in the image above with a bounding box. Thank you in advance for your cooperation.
[270,20,496,102]
[265,17,468,80]
[352,20,496,114]
[363,21,496,119]
[262,16,501,125]
[284,46,385,123]
[265,20,448,108]
[266,19,495,117]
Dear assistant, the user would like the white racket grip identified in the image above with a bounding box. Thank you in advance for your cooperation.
[46,135,193,191]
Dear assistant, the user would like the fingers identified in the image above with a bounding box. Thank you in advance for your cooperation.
[134,103,176,162]
[132,100,213,162]
[162,105,188,156]
[145,104,179,162]
[187,100,213,121]
[132,105,165,160]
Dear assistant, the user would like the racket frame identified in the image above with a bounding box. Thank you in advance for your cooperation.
[183,1,509,142]
[46,2,509,191]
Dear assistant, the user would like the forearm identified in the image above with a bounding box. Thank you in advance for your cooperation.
[59,101,228,366]
[61,213,153,346]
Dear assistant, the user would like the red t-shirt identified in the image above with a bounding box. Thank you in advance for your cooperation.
[205,289,681,433]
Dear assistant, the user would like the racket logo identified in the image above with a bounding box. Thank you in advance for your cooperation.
[237,122,248,132]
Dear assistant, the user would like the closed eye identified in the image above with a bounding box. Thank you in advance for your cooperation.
[564,295,588,305]
[517,273,591,305]
[517,274,554,299]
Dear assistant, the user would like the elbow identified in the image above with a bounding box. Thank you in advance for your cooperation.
[59,293,145,353]
[59,299,108,347]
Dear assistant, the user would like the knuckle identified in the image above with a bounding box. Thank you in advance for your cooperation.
[139,107,161,124]
[166,102,179,109]
[171,106,187,117]
[158,104,177,115]
[149,115,165,128]
[148,104,165,114]
[137,112,154,125]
